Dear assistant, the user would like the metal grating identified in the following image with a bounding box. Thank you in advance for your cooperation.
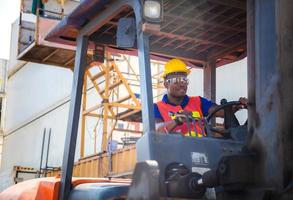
[44,0,247,68]
[89,0,246,67]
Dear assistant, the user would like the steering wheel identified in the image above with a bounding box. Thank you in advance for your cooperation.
[205,100,244,139]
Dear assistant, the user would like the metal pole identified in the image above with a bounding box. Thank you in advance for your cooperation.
[251,0,282,190]
[59,35,89,200]
[38,128,46,178]
[133,1,155,134]
[204,60,216,102]
[102,54,110,152]
[204,60,216,126]
[80,74,87,158]
[45,128,51,176]
[130,0,156,161]
[276,0,293,195]
[246,0,256,144]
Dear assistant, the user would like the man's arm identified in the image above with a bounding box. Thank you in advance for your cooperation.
[155,110,191,133]
[154,103,179,133]
[155,118,178,133]
[208,104,224,117]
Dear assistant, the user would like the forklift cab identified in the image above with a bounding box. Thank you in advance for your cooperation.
[43,0,293,200]
[135,102,247,199]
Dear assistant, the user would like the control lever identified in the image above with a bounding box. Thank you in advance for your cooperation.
[191,117,197,137]
[168,111,192,136]
[169,111,207,137]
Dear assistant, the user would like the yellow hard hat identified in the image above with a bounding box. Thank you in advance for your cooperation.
[162,58,190,78]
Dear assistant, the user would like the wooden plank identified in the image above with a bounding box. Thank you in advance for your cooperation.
[86,113,116,119]
[100,80,122,94]
[46,146,137,178]
[118,109,141,120]
[111,62,140,106]
[83,104,103,115]
[112,95,131,104]
[42,49,59,62]
[102,104,109,152]
[86,71,105,99]
[63,56,75,66]
[109,103,140,110]
[114,128,142,134]
[91,65,114,81]
[20,26,35,32]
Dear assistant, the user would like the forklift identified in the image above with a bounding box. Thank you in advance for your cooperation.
[1,0,293,200]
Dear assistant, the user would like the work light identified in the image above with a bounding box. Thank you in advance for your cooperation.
[143,0,163,23]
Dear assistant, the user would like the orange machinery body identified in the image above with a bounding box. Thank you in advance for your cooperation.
[0,177,130,200]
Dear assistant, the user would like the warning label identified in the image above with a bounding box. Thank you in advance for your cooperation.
[191,152,209,166]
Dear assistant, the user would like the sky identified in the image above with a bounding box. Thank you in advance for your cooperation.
[0,0,20,60]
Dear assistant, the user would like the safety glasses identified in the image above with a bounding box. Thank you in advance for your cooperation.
[166,77,189,85]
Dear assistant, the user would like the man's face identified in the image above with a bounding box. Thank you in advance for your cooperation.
[164,72,189,98]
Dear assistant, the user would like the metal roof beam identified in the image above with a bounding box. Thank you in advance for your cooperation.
[79,0,132,37]
[89,34,207,66]
[106,21,228,47]
[149,43,207,66]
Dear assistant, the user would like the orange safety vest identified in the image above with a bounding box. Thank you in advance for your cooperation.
[157,96,205,137]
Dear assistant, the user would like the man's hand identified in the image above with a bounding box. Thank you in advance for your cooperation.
[175,110,192,124]
[169,110,192,125]
[233,97,248,112]
[239,97,248,106]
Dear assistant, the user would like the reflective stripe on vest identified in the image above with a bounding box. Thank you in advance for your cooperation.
[157,96,205,137]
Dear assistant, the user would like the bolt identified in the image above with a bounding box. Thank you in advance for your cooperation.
[219,163,227,174]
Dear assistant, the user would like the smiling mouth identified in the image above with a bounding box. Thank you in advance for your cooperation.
[179,88,187,92]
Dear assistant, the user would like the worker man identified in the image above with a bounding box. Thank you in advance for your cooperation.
[154,58,247,137]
